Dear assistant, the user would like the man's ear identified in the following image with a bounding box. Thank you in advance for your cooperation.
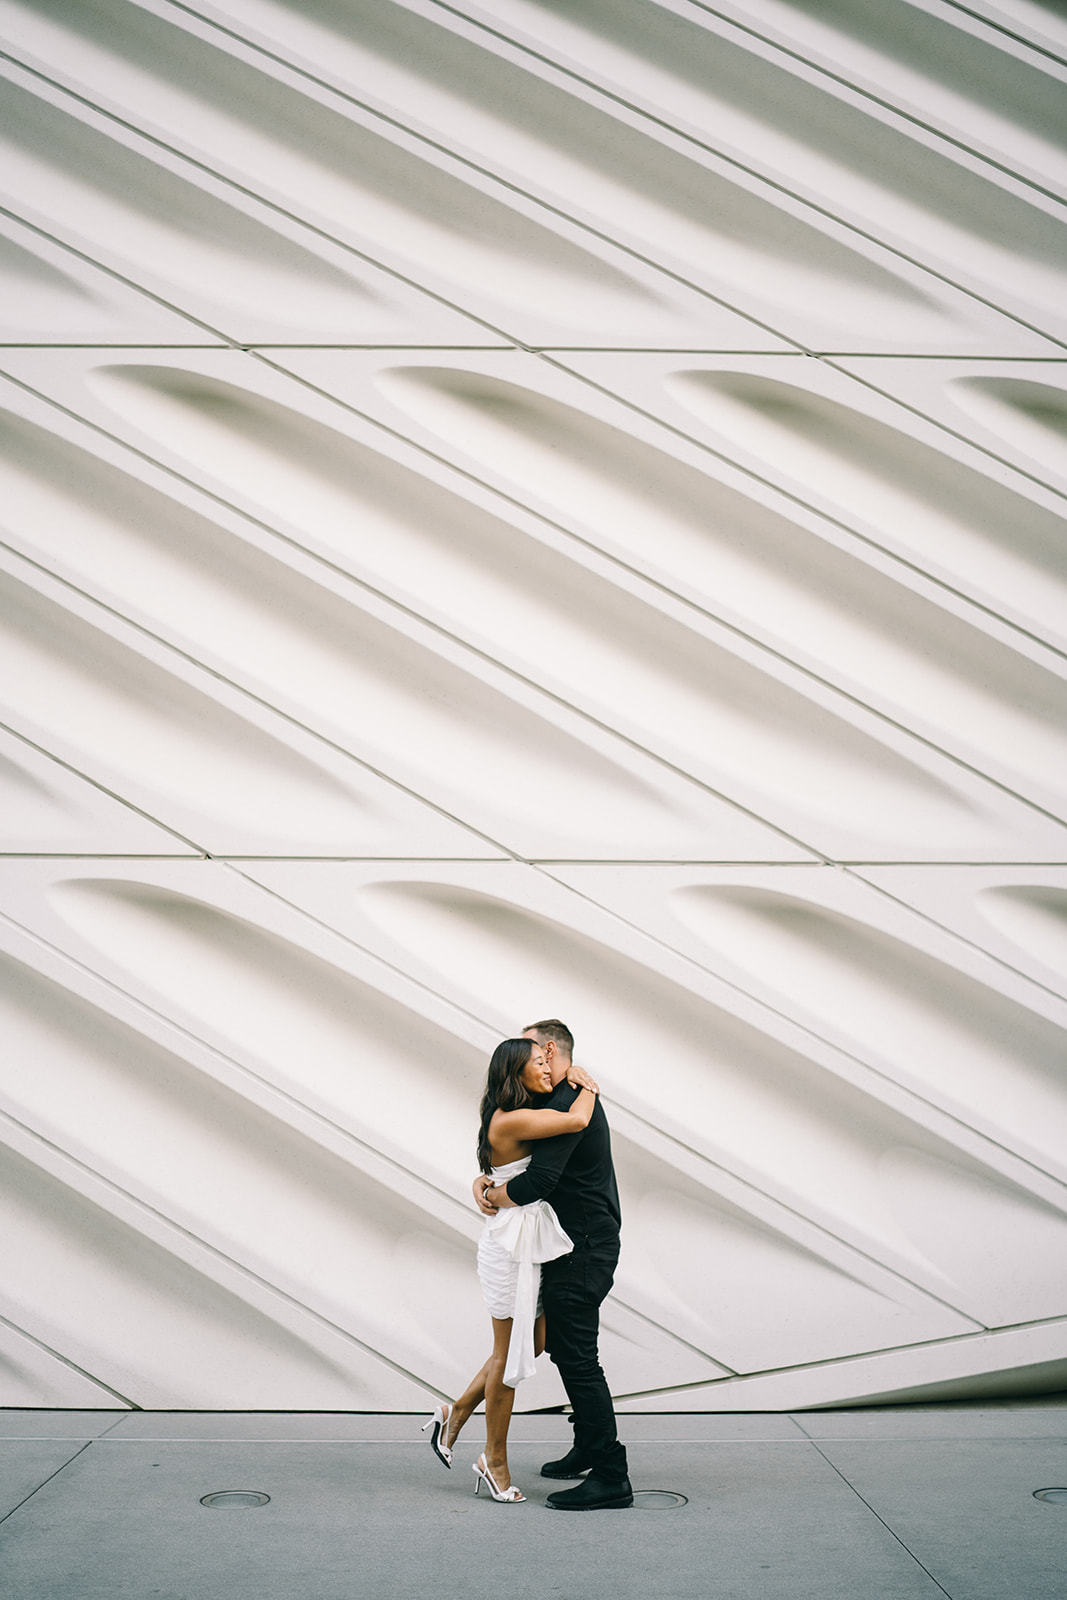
[542,1038,556,1061]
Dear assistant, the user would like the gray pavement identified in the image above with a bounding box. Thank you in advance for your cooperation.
[1,1402,1065,1599]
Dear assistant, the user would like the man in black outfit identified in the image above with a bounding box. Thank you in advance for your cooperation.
[474,1018,632,1510]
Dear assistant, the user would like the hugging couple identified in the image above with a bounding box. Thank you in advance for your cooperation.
[423,1018,632,1510]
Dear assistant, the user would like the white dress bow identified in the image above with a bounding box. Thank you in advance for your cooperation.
[484,1159,573,1388]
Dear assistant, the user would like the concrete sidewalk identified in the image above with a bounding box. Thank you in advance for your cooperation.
[1,1401,1065,1599]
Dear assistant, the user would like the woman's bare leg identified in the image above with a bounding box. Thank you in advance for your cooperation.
[484,1316,517,1489]
[446,1358,491,1448]
[442,1311,546,1453]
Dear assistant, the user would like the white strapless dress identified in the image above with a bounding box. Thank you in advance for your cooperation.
[477,1157,573,1388]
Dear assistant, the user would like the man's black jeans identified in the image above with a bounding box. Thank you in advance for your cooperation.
[541,1230,628,1481]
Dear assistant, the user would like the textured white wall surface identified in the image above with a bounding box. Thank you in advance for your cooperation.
[1,0,1066,1414]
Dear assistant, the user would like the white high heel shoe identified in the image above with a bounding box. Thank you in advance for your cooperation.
[421,1402,454,1468]
[473,1453,524,1502]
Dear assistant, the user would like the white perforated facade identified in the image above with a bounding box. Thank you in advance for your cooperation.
[1,0,1066,1412]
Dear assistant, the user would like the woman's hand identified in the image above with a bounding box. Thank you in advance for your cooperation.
[566,1062,599,1094]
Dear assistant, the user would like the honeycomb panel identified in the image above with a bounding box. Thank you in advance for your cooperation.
[0,0,1064,1411]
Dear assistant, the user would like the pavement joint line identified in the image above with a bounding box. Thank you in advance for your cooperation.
[95,1434,816,1444]
[2,1432,1057,1442]
[806,1438,957,1600]
[93,1415,135,1439]
[0,1439,93,1528]
[2,1433,822,1444]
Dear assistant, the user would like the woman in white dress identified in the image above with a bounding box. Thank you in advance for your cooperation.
[423,1036,598,1502]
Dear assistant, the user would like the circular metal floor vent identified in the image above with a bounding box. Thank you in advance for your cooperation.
[200,1490,271,1509]
[632,1489,688,1509]
[1033,1488,1067,1505]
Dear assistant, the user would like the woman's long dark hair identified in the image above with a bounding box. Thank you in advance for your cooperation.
[477,1038,536,1174]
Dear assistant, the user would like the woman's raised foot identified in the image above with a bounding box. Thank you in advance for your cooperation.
[421,1402,455,1469]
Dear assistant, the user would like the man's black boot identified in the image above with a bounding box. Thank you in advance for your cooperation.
[546,1473,634,1510]
[540,1446,591,1480]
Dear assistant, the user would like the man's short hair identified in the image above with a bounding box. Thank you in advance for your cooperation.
[524,1018,574,1056]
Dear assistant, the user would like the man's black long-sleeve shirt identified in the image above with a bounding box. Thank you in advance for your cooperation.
[504,1079,621,1239]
